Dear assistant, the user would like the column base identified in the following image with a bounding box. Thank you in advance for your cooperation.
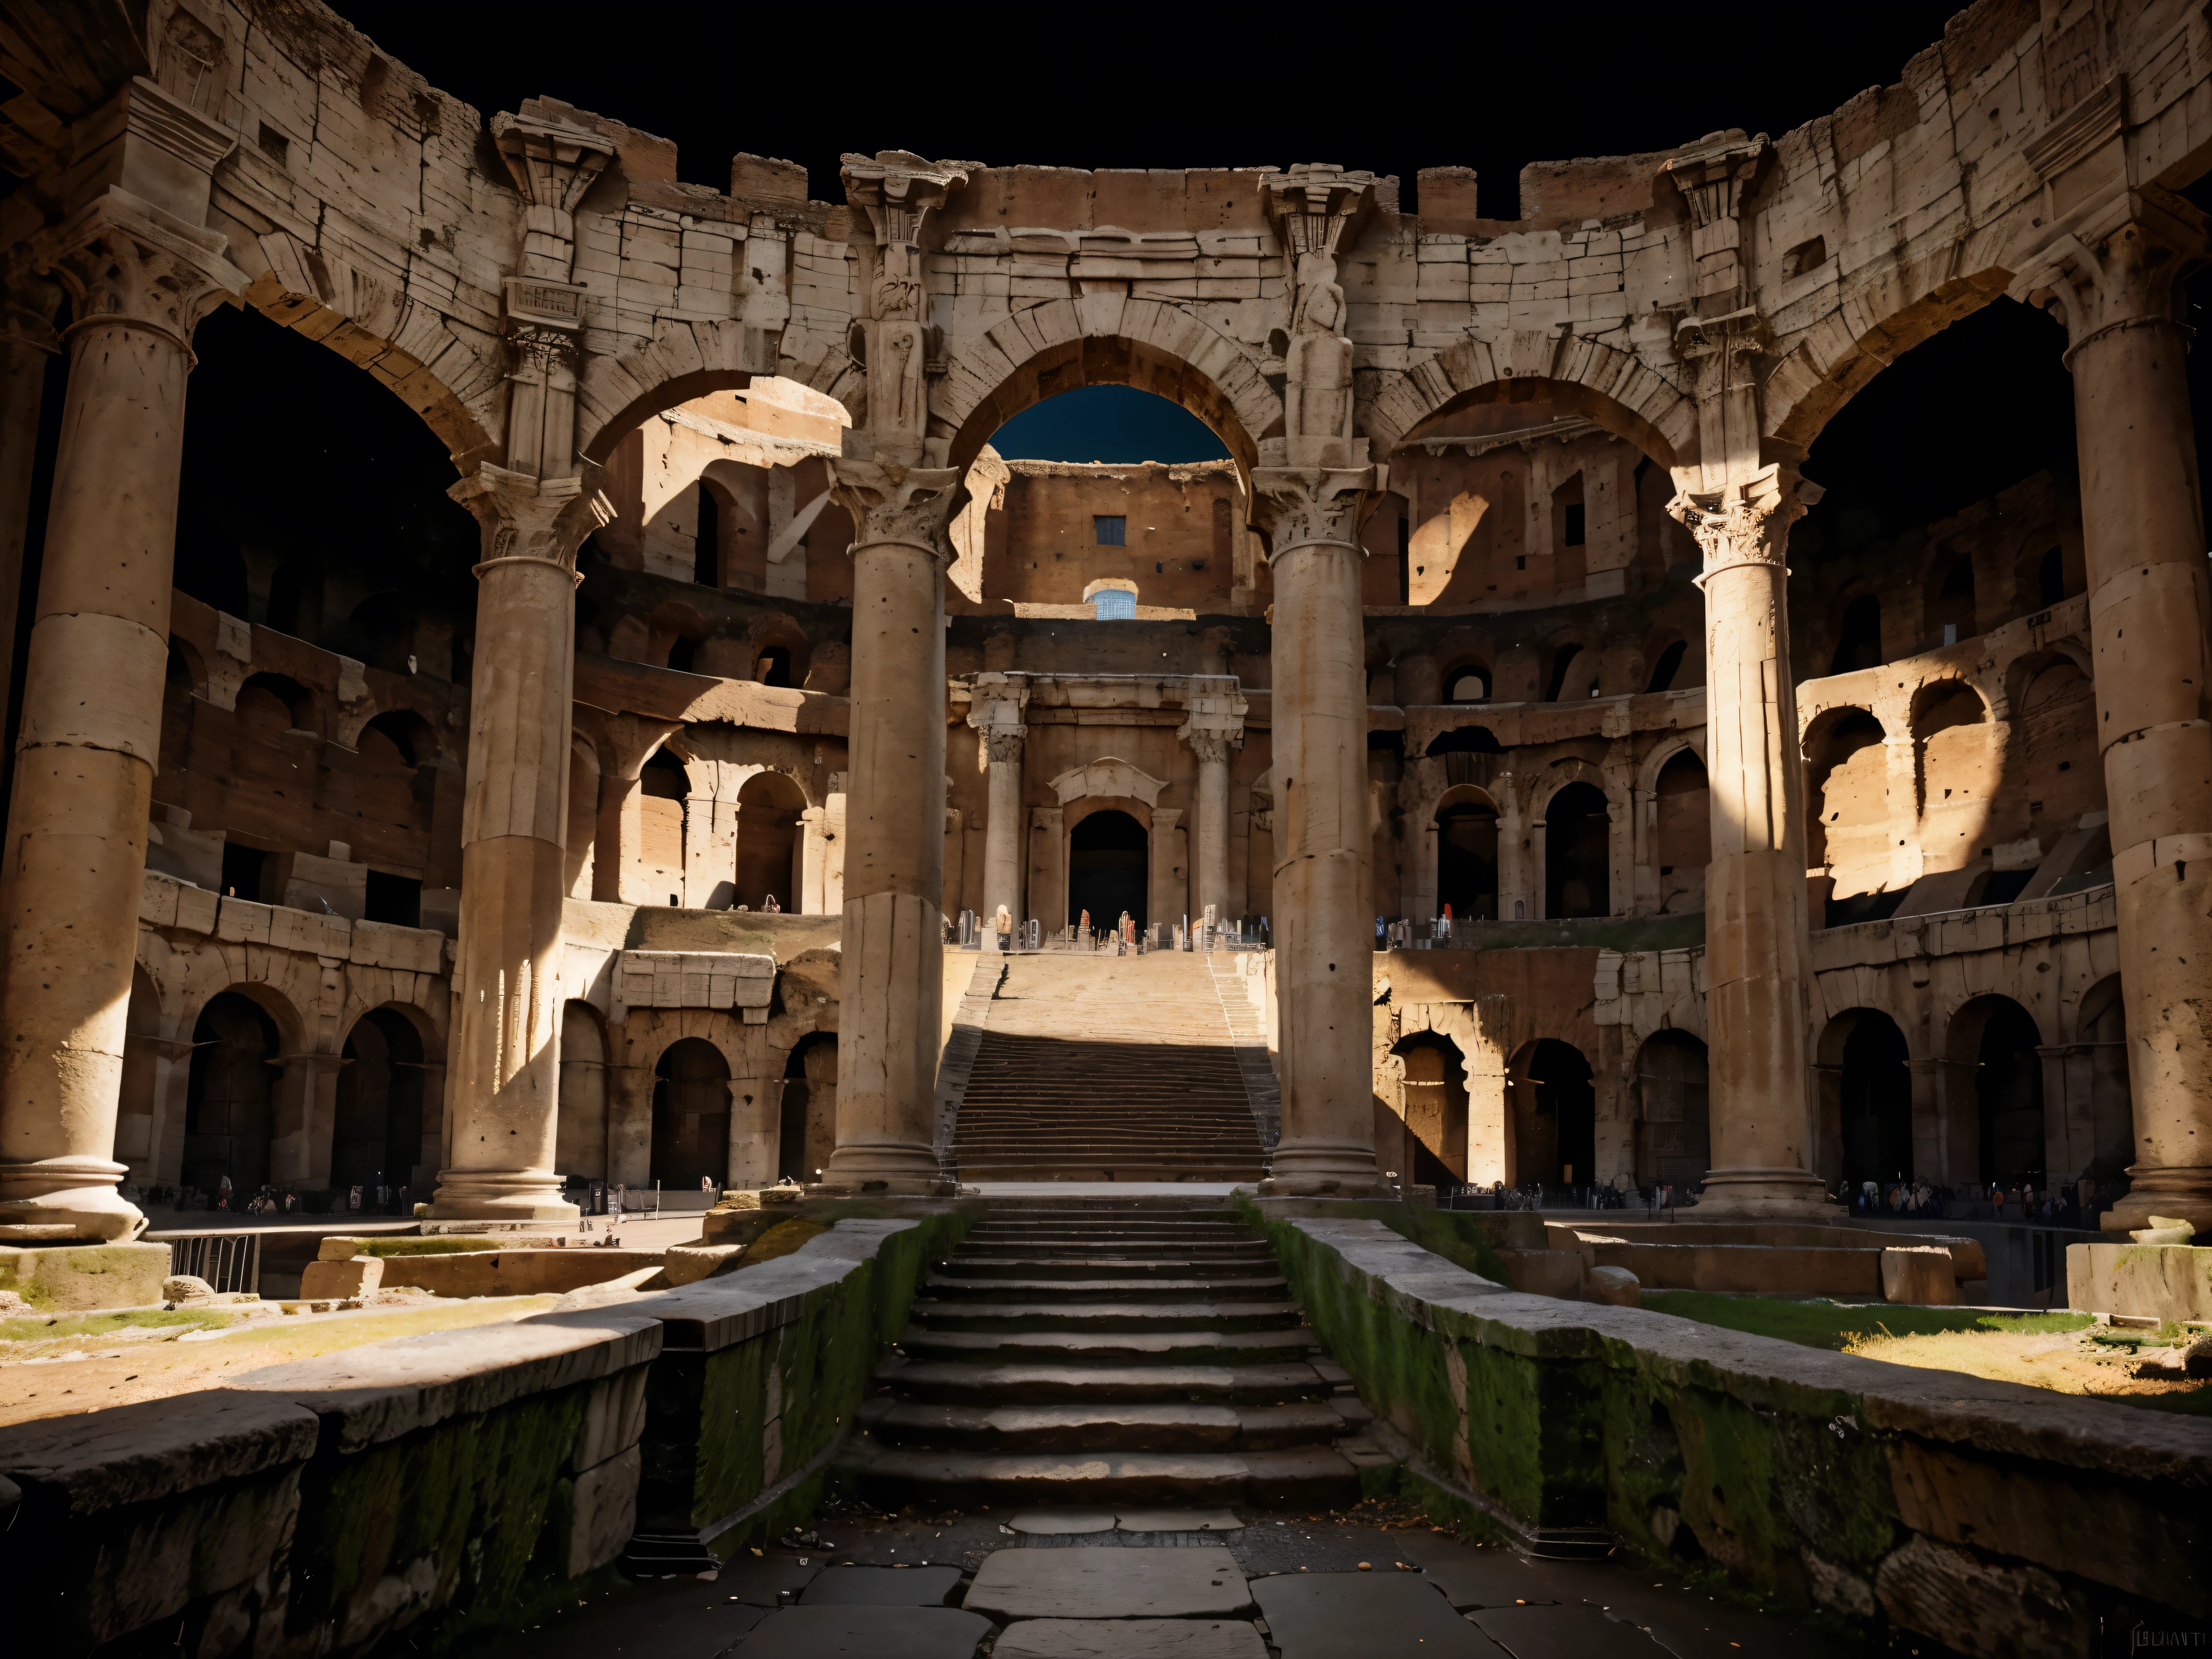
[815,1139,956,1198]
[426,1168,578,1225]
[1259,1139,1392,1199]
[0,1156,147,1243]
[2100,1168,2212,1237]
[1690,1166,1838,1220]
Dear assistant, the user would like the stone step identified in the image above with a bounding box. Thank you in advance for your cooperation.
[880,1357,1333,1404]
[908,1299,1303,1333]
[893,1325,1320,1367]
[859,1398,1348,1453]
[921,1274,1289,1303]
[842,1444,1361,1508]
[940,1256,1280,1280]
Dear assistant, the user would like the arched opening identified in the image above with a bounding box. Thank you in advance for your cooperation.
[1927,555,1977,646]
[652,1037,730,1191]
[1543,781,1610,918]
[183,992,281,1196]
[1954,997,2046,1188]
[779,1033,837,1183]
[1092,587,1137,620]
[1447,667,1489,703]
[1644,639,1689,694]
[1653,750,1710,915]
[1830,594,1883,675]
[1068,808,1148,932]
[735,770,805,911]
[360,709,435,768]
[1433,788,1499,921]
[1805,707,1892,920]
[1634,1031,1709,1193]
[1392,1033,1468,1191]
[236,671,315,736]
[1834,1009,1912,1191]
[332,1007,426,1202]
[1544,643,1594,703]
[756,643,794,686]
[948,346,1248,475]
[639,748,689,906]
[2075,976,2133,1183]
[1510,1039,1596,1188]
[557,1002,609,1181]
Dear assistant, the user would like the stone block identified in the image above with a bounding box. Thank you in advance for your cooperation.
[576,1365,652,1469]
[299,1255,383,1299]
[1880,1246,1955,1305]
[1498,1249,1585,1300]
[316,1236,363,1260]
[1587,1265,1641,1306]
[162,1274,217,1303]
[0,1242,172,1311]
[565,1444,639,1577]
[661,1244,745,1286]
[2066,1242,2212,1323]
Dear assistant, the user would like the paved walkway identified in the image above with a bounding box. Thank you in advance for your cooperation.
[489,1503,1883,1658]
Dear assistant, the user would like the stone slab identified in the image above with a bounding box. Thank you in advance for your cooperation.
[966,1547,1254,1620]
[1116,1507,1244,1532]
[799,1564,965,1606]
[0,1242,172,1312]
[717,1554,824,1606]
[1010,1508,1117,1534]
[1469,1602,1669,1656]
[1390,1535,1567,1610]
[995,1618,1268,1659]
[1251,1573,1502,1657]
[730,1605,993,1657]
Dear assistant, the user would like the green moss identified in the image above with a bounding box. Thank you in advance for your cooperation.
[1641,1291,2093,1351]
[356,1237,509,1257]
[0,1306,233,1341]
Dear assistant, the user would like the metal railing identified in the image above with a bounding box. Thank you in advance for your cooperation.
[164,1232,262,1294]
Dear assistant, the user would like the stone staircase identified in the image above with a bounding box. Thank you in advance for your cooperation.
[844,1199,1388,1507]
[948,953,1267,1182]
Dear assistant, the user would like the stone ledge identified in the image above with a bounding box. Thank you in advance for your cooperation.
[0,1390,319,1515]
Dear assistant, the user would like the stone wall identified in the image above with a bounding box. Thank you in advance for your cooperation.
[1259,1210,2211,1655]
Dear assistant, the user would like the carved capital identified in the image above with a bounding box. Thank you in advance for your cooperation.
[1660,129,1768,228]
[2019,197,2211,361]
[491,113,617,212]
[982,728,1026,765]
[841,151,970,248]
[1667,462,1820,583]
[449,464,615,572]
[826,457,964,564]
[1184,728,1241,766]
[1250,465,1386,562]
[44,188,247,351]
[1261,165,1375,261]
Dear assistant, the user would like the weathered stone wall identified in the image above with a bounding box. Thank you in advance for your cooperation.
[1260,1210,2211,1654]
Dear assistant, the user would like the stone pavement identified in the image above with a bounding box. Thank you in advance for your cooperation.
[466,1501,1887,1658]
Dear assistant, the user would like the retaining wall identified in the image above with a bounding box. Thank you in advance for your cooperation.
[1260,1211,2212,1658]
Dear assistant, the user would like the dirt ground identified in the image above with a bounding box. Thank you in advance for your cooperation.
[1844,1324,2212,1405]
[0,1293,558,1428]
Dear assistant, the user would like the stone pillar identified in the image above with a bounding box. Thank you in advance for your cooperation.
[0,282,60,756]
[1147,807,1184,935]
[1253,467,1388,1195]
[1906,1057,1946,1188]
[814,152,969,1195]
[977,726,1026,934]
[1494,771,1530,922]
[1668,467,1829,1216]
[0,194,244,1241]
[428,468,610,1225]
[1030,806,1066,933]
[585,714,680,905]
[2029,205,2212,1232]
[800,807,831,913]
[1186,731,1237,927]
[269,1053,348,1191]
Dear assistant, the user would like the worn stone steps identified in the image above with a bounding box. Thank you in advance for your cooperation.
[921,1274,1289,1303]
[909,1299,1304,1334]
[879,1357,1337,1405]
[859,1398,1351,1453]
[847,1446,1359,1507]
[941,1256,1280,1280]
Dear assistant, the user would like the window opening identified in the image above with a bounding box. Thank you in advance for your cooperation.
[1094,515,1126,546]
[1093,589,1136,621]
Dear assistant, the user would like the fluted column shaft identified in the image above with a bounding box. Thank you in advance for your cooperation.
[981,728,1026,935]
[1190,732,1235,927]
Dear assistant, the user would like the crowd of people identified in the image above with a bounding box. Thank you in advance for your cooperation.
[126,1178,412,1218]
[1835,1177,2109,1228]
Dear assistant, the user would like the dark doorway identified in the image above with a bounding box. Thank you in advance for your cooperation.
[1972,999,2046,1185]
[333,1008,427,1195]
[779,1034,836,1184]
[1838,1009,1913,1189]
[1394,1035,1468,1190]
[1543,783,1610,918]
[183,992,281,1195]
[1434,796,1499,920]
[1635,1031,1710,1192]
[1515,1039,1596,1188]
[1068,808,1148,932]
[652,1037,731,1190]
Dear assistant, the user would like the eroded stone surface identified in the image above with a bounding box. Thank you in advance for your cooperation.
[965,1547,1253,1621]
[994,1618,1268,1659]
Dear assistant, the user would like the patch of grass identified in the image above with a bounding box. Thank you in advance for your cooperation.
[0,1306,234,1342]
[1640,1290,2092,1351]
[356,1237,507,1257]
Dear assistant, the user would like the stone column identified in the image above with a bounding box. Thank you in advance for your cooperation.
[0,282,60,756]
[1186,731,1237,928]
[1253,467,1388,1195]
[1668,467,1829,1215]
[428,468,609,1225]
[818,462,962,1192]
[268,1053,348,1191]
[2029,205,2212,1232]
[968,693,1028,936]
[1906,1057,1947,1187]
[1147,808,1184,936]
[1030,806,1066,933]
[0,195,244,1241]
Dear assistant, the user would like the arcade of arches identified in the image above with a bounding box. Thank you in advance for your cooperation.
[0,0,2203,1252]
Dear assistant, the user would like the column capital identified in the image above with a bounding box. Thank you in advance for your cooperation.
[981,727,1026,764]
[841,151,971,248]
[491,111,616,290]
[449,464,614,573]
[1667,462,1822,585]
[1181,727,1242,766]
[1658,129,1769,228]
[1250,465,1388,561]
[2015,194,2212,362]
[1260,165,1376,259]
[826,457,963,563]
[43,188,247,353]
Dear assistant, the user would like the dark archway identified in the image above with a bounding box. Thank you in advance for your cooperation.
[183,992,281,1195]
[1543,781,1609,918]
[1068,808,1148,932]
[332,1007,427,1198]
[1434,791,1499,921]
[1393,1033,1468,1190]
[1959,997,2045,1186]
[652,1037,731,1190]
[1513,1038,1595,1188]
[734,770,805,911]
[1635,1030,1709,1192]
[779,1033,837,1184]
[1836,1009,1912,1190]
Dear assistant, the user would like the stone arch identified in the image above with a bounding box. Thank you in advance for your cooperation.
[1505,1036,1597,1189]
[932,296,1282,474]
[1815,1007,1914,1193]
[1633,1029,1710,1193]
[1049,758,1166,810]
[650,1034,732,1190]
[1636,732,1707,798]
[2069,974,2133,1182]
[1364,339,1697,470]
[578,315,794,466]
[1946,993,2047,1186]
